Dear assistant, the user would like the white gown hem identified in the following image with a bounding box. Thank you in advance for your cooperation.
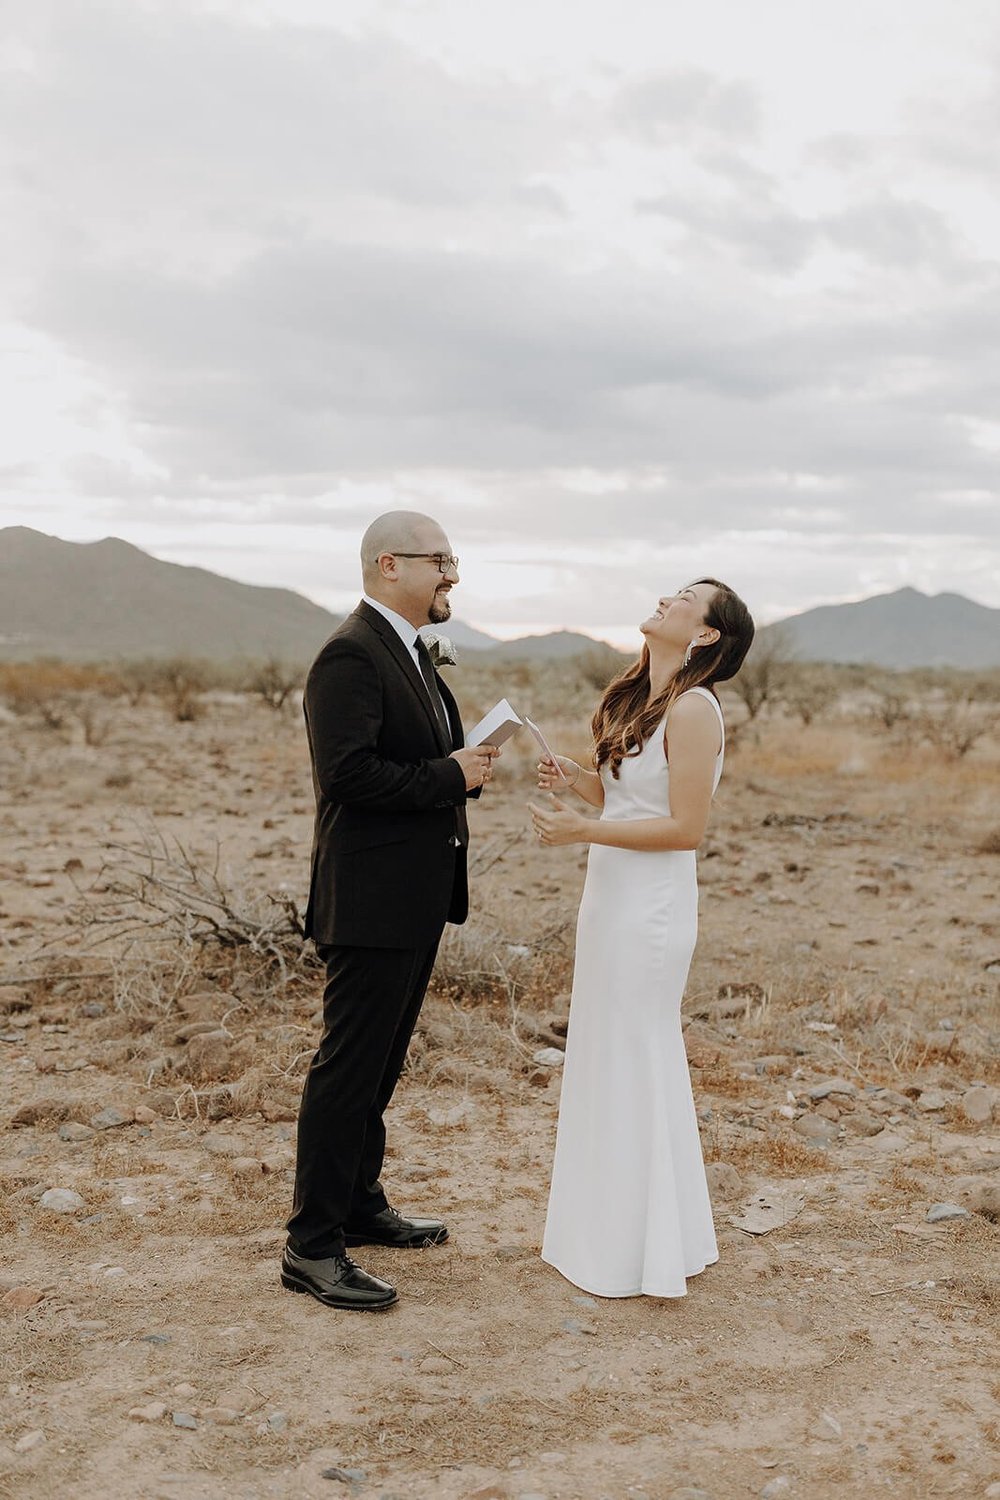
[541,1253,719,1300]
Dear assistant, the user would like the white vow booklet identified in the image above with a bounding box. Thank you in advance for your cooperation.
[467,698,523,748]
[467,701,569,784]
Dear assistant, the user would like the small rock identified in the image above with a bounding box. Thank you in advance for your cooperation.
[173,1382,197,1399]
[793,1113,838,1142]
[80,1002,106,1018]
[230,1157,264,1177]
[915,1089,947,1113]
[813,1099,841,1122]
[761,1480,792,1499]
[322,1467,367,1484]
[1,1286,46,1314]
[133,1106,157,1125]
[185,1030,232,1079]
[129,1402,168,1423]
[984,1483,1000,1499]
[172,1411,198,1429]
[202,1132,242,1156]
[265,1410,288,1433]
[810,1411,842,1441]
[869,1131,909,1153]
[14,1430,45,1453]
[39,1187,85,1214]
[705,1161,743,1199]
[961,1087,996,1125]
[926,1202,970,1224]
[532,1047,565,1068]
[91,1105,132,1131]
[418,1356,455,1375]
[175,1020,224,1043]
[807,1078,856,1101]
[58,1121,96,1142]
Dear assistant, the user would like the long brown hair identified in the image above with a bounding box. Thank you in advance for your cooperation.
[592,578,755,778]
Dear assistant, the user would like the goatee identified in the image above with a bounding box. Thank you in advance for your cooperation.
[429,593,452,625]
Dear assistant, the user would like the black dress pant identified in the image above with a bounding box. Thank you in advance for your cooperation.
[286,935,441,1258]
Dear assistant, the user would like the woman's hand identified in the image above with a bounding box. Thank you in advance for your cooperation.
[536,755,580,792]
[528,795,589,847]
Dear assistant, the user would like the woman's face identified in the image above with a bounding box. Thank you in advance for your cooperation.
[640,581,717,647]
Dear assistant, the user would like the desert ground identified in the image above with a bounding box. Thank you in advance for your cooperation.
[1,657,998,1500]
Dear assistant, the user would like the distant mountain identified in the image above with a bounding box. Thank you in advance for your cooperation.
[0,527,342,663]
[484,629,622,661]
[764,587,1000,669]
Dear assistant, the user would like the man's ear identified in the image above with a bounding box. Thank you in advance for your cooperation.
[377,552,399,581]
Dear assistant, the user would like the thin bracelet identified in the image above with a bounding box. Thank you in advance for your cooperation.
[567,762,582,788]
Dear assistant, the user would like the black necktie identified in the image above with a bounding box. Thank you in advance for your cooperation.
[415,638,450,741]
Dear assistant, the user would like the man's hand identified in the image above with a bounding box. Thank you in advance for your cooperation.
[451,744,500,790]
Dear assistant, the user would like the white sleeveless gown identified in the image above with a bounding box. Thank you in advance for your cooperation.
[541,687,724,1298]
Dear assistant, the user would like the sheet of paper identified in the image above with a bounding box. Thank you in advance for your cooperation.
[467,698,523,748]
[523,715,569,783]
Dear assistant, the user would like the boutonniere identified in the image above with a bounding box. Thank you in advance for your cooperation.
[422,631,458,667]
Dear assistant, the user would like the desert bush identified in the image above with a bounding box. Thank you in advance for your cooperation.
[245,656,303,711]
[779,663,843,725]
[149,657,210,721]
[731,625,793,723]
[0,660,118,728]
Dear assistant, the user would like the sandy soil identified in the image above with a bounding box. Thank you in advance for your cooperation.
[1,684,998,1500]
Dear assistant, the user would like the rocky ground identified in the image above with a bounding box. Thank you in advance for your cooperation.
[0,685,998,1500]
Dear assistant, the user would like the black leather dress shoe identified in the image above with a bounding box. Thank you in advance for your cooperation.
[280,1246,398,1310]
[343,1206,449,1249]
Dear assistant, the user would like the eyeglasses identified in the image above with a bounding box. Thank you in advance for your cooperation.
[392,553,460,575]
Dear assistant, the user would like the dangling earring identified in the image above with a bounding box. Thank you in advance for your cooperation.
[684,639,699,668]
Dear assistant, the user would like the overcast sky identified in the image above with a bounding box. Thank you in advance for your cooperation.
[2,0,999,644]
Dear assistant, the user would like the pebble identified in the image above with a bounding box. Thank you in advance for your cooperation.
[202,1132,243,1156]
[961,1087,996,1125]
[807,1078,856,1100]
[91,1105,132,1131]
[915,1089,947,1113]
[560,1317,597,1335]
[129,1401,168,1422]
[869,1131,908,1153]
[231,1157,265,1177]
[186,1031,232,1079]
[984,1484,1000,1499]
[705,1161,743,1198]
[134,1106,157,1125]
[39,1187,85,1213]
[761,1480,791,1498]
[321,1471,367,1485]
[202,1406,240,1424]
[172,1411,198,1429]
[418,1356,455,1375]
[810,1411,842,1441]
[1,1286,46,1313]
[265,1410,288,1433]
[58,1121,96,1142]
[14,1430,45,1453]
[80,1001,106,1018]
[926,1202,970,1224]
[175,1020,224,1043]
[532,1048,565,1068]
[792,1113,838,1142]
[173,1382,197,1398]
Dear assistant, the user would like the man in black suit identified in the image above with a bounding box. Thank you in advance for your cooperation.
[282,511,498,1311]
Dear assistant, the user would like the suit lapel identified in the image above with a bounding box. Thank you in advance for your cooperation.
[353,602,452,753]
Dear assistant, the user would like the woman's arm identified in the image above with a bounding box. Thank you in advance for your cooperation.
[529,694,720,851]
[536,755,605,809]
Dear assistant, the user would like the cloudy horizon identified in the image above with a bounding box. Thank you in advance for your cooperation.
[2,0,999,645]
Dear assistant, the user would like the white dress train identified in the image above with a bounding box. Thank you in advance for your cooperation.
[541,686,724,1298]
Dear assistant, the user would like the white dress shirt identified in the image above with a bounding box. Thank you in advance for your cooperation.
[361,593,422,669]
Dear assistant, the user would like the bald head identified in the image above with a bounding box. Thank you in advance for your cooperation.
[361,511,445,590]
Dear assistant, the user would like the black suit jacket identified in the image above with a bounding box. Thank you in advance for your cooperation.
[303,602,474,948]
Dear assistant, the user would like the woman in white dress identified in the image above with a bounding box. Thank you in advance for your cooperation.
[528,578,754,1299]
